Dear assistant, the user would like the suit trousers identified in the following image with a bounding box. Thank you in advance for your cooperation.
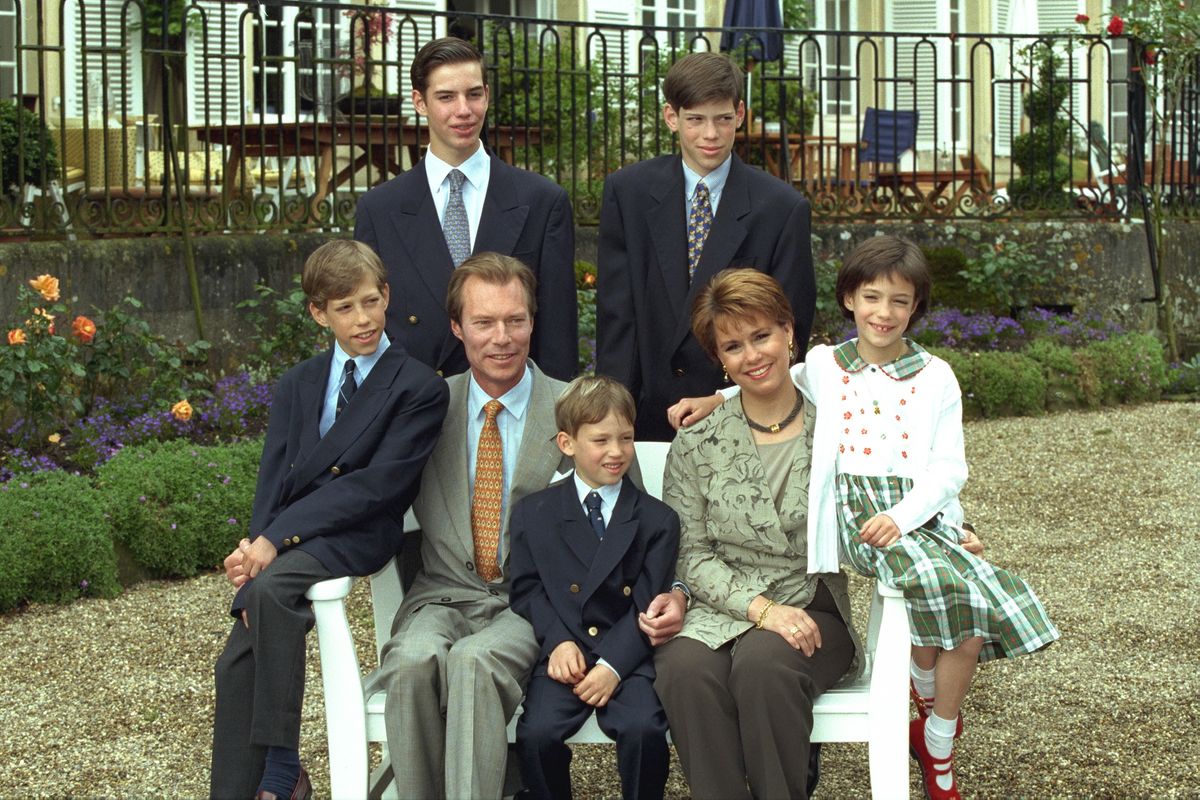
[210,549,332,800]
[653,581,854,800]
[517,673,669,800]
[381,599,540,799]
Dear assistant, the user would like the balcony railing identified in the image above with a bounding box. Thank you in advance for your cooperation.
[1,0,1197,238]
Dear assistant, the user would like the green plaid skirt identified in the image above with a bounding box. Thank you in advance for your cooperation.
[836,473,1060,662]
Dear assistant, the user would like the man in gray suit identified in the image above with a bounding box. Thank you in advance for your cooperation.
[380,253,685,798]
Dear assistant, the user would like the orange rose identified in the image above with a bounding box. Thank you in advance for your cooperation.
[28,274,60,302]
[7,329,26,346]
[72,315,97,344]
[171,399,193,422]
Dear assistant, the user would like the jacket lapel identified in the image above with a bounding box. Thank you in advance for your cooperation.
[287,347,401,495]
[474,156,528,256]
[558,480,601,569]
[670,156,751,351]
[580,480,640,602]
[428,373,473,552]
[389,161,456,317]
[505,362,566,534]
[646,158,689,332]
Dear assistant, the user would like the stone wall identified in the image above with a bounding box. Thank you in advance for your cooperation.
[1,220,1196,361]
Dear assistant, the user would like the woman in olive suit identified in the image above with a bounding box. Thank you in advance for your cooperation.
[655,268,862,800]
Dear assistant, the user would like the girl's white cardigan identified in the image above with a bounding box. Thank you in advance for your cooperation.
[798,343,968,573]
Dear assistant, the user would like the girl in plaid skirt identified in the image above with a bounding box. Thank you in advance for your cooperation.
[668,236,1059,800]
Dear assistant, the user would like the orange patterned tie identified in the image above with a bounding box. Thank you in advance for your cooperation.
[471,399,505,582]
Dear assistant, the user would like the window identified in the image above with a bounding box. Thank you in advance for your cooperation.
[62,0,143,119]
[815,0,855,118]
[0,0,19,104]
[641,0,700,49]
[1108,0,1128,146]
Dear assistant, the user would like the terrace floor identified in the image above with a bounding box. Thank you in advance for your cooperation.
[0,401,1196,798]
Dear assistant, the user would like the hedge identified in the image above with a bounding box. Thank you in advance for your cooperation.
[0,471,120,612]
[98,438,262,579]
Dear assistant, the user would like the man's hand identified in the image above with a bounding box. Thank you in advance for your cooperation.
[639,589,686,646]
[574,665,620,707]
[960,524,984,555]
[548,640,587,685]
[223,538,251,587]
[242,536,278,579]
[859,514,901,548]
[667,393,725,431]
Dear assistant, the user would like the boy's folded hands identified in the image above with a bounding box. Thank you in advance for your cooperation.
[548,640,587,685]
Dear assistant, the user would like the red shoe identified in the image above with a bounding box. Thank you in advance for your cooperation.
[910,679,964,738]
[909,717,961,800]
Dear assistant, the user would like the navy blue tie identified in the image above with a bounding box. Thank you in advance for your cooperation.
[336,359,357,418]
[585,491,605,539]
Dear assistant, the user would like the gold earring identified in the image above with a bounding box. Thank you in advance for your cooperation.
[788,340,795,362]
[722,365,729,383]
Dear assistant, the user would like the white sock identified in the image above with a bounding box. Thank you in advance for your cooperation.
[910,660,936,700]
[925,712,957,790]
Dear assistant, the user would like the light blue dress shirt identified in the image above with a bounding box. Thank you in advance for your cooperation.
[424,143,491,253]
[466,365,533,569]
[682,154,732,219]
[319,335,390,438]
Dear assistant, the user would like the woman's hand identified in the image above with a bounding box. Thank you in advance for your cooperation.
[766,604,823,657]
[667,392,725,430]
[859,513,901,548]
[748,596,822,657]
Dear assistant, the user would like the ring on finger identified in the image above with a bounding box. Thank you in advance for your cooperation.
[788,625,800,635]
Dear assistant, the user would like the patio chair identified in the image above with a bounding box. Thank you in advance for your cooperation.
[306,441,913,799]
[858,107,919,184]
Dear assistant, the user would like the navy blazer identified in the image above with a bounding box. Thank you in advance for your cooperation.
[233,341,449,612]
[596,153,815,441]
[354,153,578,381]
[508,479,680,681]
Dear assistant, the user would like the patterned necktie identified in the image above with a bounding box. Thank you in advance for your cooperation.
[585,491,605,539]
[471,399,505,582]
[443,168,471,267]
[687,180,713,281]
[336,359,357,418]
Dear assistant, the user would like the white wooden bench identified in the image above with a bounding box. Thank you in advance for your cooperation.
[307,441,911,798]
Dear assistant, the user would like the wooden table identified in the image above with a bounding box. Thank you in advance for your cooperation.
[735,131,860,192]
[194,121,542,208]
[872,169,970,212]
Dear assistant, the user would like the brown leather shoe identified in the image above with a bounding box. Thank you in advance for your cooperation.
[254,768,312,800]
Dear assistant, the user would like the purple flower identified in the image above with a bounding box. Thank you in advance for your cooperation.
[227,517,238,525]
[79,579,89,590]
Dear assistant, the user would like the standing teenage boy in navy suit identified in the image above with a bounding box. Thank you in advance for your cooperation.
[355,37,577,381]
[509,375,680,800]
[211,240,449,800]
[597,51,815,441]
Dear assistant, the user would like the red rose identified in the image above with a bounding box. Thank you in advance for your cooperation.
[1075,13,1089,24]
[1107,14,1124,36]
[1144,47,1158,65]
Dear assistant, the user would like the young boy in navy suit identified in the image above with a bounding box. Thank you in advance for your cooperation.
[211,240,448,800]
[509,375,680,800]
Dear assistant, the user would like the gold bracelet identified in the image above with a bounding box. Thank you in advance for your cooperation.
[755,599,776,630]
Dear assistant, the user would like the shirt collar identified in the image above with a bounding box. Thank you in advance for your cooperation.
[682,154,732,207]
[832,337,931,380]
[425,142,489,192]
[330,333,390,382]
[573,473,623,510]
[467,360,533,422]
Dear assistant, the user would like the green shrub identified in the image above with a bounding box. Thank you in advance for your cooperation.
[923,246,989,311]
[1025,338,1100,410]
[938,349,1045,419]
[0,100,60,190]
[810,256,843,343]
[0,471,119,612]
[1082,333,1167,404]
[1166,355,1200,397]
[98,438,262,578]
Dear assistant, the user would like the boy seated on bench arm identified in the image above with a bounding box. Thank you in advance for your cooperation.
[211,240,449,800]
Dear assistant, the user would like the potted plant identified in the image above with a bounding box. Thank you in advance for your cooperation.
[336,2,404,117]
[0,101,61,199]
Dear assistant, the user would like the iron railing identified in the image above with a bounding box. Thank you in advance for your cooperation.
[0,0,1197,238]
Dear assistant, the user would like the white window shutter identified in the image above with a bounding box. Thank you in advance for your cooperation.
[586,0,636,71]
[993,0,1021,155]
[888,0,945,152]
[185,1,249,125]
[388,0,444,117]
[63,0,144,119]
[1037,0,1088,144]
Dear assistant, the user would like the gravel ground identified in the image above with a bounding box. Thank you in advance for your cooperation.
[0,402,1197,799]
